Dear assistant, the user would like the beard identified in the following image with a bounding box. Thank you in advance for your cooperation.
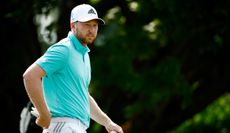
[76,31,96,45]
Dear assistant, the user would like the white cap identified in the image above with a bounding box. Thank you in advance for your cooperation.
[70,4,105,24]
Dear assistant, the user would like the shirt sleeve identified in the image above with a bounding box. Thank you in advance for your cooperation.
[35,43,69,76]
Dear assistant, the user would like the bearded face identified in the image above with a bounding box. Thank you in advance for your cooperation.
[71,20,98,46]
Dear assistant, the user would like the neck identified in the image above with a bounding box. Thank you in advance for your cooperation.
[80,42,87,47]
[77,39,87,47]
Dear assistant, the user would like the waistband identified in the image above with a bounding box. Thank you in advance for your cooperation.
[51,117,87,130]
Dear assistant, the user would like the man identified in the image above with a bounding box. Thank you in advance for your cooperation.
[23,4,123,133]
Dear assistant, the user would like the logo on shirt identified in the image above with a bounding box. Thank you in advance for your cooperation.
[88,9,96,14]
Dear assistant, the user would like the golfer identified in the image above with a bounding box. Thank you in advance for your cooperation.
[23,3,123,133]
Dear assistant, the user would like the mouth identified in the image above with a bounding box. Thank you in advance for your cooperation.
[87,34,94,38]
[86,35,95,43]
[87,36,95,41]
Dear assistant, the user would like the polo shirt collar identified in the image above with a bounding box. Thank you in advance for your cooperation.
[68,31,90,54]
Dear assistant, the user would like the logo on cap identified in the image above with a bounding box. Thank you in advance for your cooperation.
[88,9,96,14]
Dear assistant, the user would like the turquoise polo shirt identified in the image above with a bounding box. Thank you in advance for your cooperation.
[35,31,91,127]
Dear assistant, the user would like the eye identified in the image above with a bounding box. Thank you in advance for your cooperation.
[84,23,89,26]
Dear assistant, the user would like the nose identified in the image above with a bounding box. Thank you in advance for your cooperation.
[89,26,97,33]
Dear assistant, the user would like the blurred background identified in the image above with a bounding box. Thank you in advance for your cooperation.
[1,0,230,133]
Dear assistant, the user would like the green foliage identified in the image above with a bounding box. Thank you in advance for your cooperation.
[170,93,230,133]
[90,1,195,132]
[90,0,230,132]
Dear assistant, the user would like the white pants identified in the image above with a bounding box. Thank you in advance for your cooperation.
[43,117,87,133]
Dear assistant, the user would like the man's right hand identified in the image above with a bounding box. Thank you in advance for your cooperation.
[31,107,51,129]
[36,113,51,129]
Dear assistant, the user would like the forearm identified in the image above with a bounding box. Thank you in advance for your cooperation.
[23,64,50,117]
[23,76,49,116]
[89,94,112,127]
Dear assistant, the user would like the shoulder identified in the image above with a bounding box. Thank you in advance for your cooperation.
[47,38,71,54]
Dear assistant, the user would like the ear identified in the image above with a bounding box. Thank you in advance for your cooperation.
[70,22,75,30]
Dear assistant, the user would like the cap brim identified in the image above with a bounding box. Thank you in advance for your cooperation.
[95,18,105,25]
[78,17,105,25]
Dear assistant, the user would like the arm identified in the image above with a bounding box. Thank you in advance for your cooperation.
[23,63,51,128]
[89,93,123,133]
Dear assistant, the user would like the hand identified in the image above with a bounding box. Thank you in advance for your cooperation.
[105,121,123,133]
[36,113,51,129]
[31,107,51,129]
